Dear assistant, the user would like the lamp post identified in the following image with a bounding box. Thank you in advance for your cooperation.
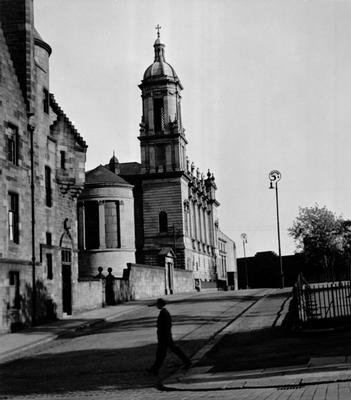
[240,233,249,289]
[269,170,284,289]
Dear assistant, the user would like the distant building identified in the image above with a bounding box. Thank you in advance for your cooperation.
[80,32,238,292]
[218,230,238,290]
[237,251,304,288]
[0,0,87,332]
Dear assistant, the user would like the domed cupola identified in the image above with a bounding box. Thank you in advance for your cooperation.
[138,26,188,175]
[141,26,183,88]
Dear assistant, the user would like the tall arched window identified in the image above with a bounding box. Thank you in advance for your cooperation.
[154,98,165,132]
[159,211,168,233]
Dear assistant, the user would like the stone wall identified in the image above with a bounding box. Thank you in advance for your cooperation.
[74,278,104,312]
[127,263,194,299]
[128,263,166,299]
[173,268,194,293]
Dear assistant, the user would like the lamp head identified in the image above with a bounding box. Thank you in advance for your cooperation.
[268,170,281,187]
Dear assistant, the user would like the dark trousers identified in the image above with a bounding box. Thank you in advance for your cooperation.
[153,335,190,372]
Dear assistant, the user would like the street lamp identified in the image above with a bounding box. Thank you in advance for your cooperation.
[240,233,249,289]
[269,170,284,288]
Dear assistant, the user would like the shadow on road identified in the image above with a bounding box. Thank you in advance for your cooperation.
[0,338,206,396]
[198,324,351,373]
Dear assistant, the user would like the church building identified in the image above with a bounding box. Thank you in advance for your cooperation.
[79,30,233,291]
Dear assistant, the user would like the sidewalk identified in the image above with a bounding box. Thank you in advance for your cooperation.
[163,288,351,391]
[164,357,351,391]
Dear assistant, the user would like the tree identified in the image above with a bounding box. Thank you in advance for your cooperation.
[288,204,344,276]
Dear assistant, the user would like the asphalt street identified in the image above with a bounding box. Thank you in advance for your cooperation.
[1,289,351,399]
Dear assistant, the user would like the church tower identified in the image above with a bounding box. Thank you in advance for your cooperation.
[135,27,219,288]
[138,26,187,174]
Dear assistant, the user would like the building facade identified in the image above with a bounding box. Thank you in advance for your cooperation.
[81,32,236,291]
[0,0,87,332]
[218,230,238,290]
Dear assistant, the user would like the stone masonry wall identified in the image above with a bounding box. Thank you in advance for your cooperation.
[74,278,104,312]
[173,268,194,293]
[128,263,166,299]
[127,263,194,300]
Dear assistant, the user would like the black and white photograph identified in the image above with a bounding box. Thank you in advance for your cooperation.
[1,0,351,399]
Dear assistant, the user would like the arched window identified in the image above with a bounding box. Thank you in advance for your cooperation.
[159,211,168,233]
[154,98,165,132]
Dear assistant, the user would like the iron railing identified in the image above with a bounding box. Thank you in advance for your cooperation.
[293,274,351,328]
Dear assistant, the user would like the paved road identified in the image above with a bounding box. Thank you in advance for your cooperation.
[1,289,350,399]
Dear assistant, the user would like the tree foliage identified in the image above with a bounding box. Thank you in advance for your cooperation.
[288,204,345,273]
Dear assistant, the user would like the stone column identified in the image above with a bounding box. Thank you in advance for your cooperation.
[189,200,193,238]
[116,200,121,248]
[192,200,198,240]
[198,204,203,243]
[203,207,208,245]
[98,200,106,249]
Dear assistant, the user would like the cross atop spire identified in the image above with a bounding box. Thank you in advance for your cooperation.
[155,24,161,38]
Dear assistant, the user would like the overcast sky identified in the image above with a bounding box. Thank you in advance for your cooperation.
[34,0,351,258]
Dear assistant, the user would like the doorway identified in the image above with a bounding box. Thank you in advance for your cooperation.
[62,249,72,315]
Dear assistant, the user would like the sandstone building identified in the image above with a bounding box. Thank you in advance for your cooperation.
[0,0,87,332]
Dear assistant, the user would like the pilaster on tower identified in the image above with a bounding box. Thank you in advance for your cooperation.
[138,29,188,175]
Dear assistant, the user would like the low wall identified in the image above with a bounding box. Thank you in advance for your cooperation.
[128,263,166,299]
[74,278,104,312]
[74,264,196,312]
[127,263,195,299]
[173,268,194,293]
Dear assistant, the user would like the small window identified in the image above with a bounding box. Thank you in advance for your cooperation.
[46,232,52,246]
[8,192,19,244]
[9,271,20,309]
[159,211,168,233]
[47,253,53,280]
[62,249,72,264]
[60,151,66,170]
[45,166,52,207]
[7,124,19,165]
[43,88,49,114]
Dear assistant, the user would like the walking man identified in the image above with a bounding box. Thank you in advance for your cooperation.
[148,298,192,375]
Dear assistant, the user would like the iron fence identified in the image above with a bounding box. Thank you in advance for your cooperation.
[293,274,351,328]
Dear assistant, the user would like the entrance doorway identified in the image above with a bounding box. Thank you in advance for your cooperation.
[62,249,72,315]
[167,262,173,294]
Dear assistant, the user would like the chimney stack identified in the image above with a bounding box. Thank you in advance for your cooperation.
[0,0,35,113]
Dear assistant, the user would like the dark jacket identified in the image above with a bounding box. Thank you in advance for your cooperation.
[157,307,172,340]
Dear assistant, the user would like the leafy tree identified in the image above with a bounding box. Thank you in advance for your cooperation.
[288,204,344,276]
